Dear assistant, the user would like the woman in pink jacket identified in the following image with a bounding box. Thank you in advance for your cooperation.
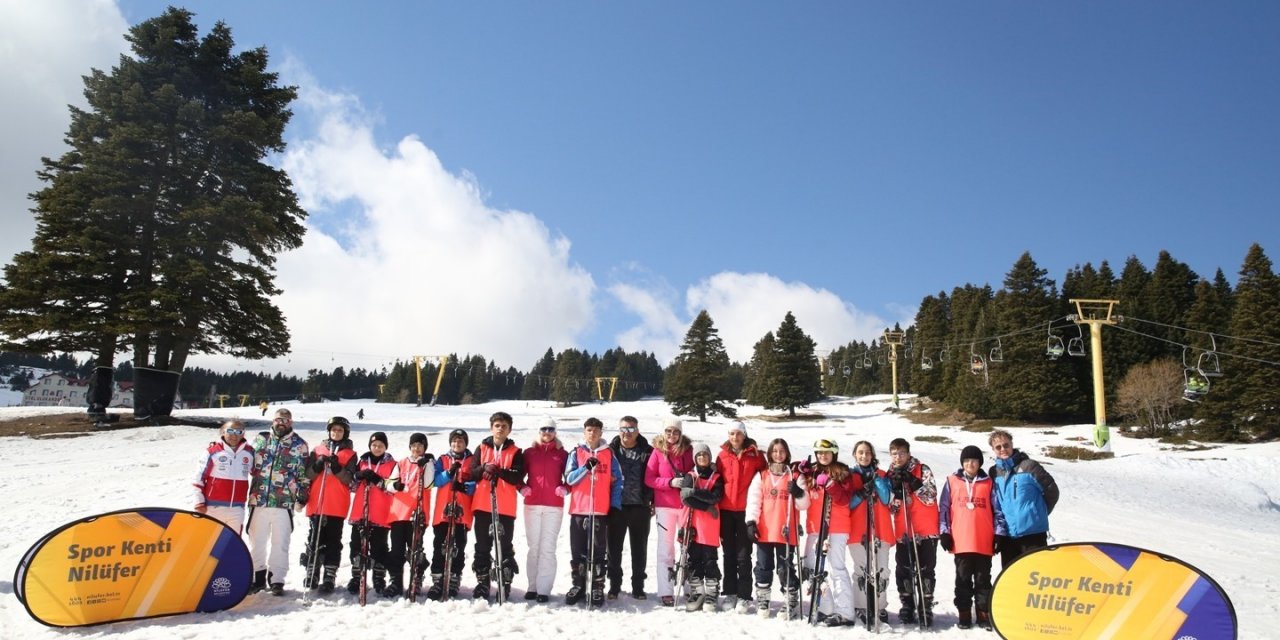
[519,417,569,603]
[644,417,694,607]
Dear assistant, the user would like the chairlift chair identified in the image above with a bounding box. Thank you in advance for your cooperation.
[970,355,987,375]
[842,365,852,377]
[863,352,873,368]
[854,357,864,370]
[921,355,934,371]
[1198,335,1223,376]
[1047,336,1065,359]
[939,347,950,363]
[989,338,1004,363]
[1067,324,1087,357]
[877,351,887,366]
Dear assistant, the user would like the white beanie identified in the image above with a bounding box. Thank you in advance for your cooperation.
[538,416,557,430]
[663,417,683,432]
[727,421,747,437]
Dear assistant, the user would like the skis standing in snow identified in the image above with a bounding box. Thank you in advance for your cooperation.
[849,440,894,630]
[469,412,525,603]
[387,432,434,600]
[345,432,395,599]
[301,417,356,595]
[887,437,939,627]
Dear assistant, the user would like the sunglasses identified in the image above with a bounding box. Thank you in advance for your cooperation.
[620,427,639,433]
[225,428,244,436]
[539,427,557,433]
[993,443,1012,451]
[664,428,681,435]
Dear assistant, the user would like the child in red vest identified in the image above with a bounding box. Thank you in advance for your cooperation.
[887,437,940,625]
[426,429,475,600]
[301,417,357,593]
[680,442,725,612]
[564,417,623,607]
[744,438,809,618]
[939,445,1006,630]
[386,432,434,598]
[469,412,525,601]
[346,431,396,596]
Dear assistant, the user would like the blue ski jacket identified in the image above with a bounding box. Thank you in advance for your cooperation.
[988,450,1058,538]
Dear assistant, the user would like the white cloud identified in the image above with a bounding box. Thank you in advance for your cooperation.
[612,272,889,364]
[219,72,596,375]
[0,0,129,275]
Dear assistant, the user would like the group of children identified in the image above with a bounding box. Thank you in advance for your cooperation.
[198,410,1015,631]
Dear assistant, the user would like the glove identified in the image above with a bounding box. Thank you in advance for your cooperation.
[746,521,760,541]
[519,486,532,497]
[862,469,875,486]
[360,469,381,483]
[449,461,462,475]
[585,457,599,471]
[311,455,326,473]
[452,479,467,492]
[788,478,806,499]
[329,455,343,474]
[671,475,693,489]
[393,480,405,491]
[815,473,830,488]
[416,454,434,468]
[993,535,1007,555]
[940,533,954,552]
[679,487,695,501]
[554,486,569,497]
[794,458,814,477]
[707,505,719,519]
[482,463,498,481]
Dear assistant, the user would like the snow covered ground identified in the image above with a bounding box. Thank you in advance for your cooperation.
[2,395,1276,638]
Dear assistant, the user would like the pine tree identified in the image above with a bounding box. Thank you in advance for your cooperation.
[0,8,304,416]
[743,332,777,406]
[911,293,950,399]
[664,310,736,421]
[766,312,822,417]
[1210,245,1280,440]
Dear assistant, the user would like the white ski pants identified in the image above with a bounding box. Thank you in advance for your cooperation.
[247,507,293,583]
[524,504,564,595]
[804,532,855,619]
[206,505,246,535]
[654,507,681,598]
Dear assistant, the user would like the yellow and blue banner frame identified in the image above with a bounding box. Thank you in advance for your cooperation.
[992,542,1236,640]
[13,507,252,627]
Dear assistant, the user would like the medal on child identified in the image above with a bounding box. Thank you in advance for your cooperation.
[966,501,975,510]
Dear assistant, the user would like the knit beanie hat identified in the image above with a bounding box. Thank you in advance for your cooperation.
[663,417,683,433]
[449,428,469,446]
[727,421,747,437]
[409,432,427,448]
[370,431,389,448]
[692,442,712,462]
[961,445,984,463]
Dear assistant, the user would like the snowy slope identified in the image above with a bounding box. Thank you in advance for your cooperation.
[1,396,1275,639]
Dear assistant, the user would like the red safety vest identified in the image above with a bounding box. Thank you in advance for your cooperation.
[388,457,433,523]
[755,468,801,545]
[849,470,895,544]
[891,463,940,538]
[947,473,996,555]
[568,446,614,516]
[306,442,357,519]
[432,453,475,529]
[348,454,396,528]
[682,471,721,547]
[472,441,520,518]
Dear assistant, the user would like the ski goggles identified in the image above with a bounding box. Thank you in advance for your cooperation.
[224,428,244,436]
[539,426,557,433]
[812,439,839,454]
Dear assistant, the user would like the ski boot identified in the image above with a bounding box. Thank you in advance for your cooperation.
[426,573,444,601]
[249,570,267,594]
[500,559,517,601]
[589,571,606,608]
[977,610,993,631]
[447,573,461,598]
[735,594,751,615]
[382,570,404,599]
[372,563,387,596]
[702,578,720,612]
[472,571,491,600]
[755,583,772,618]
[319,565,338,594]
[269,582,284,596]
[784,587,801,620]
[608,579,621,600]
[565,563,587,605]
[958,608,974,629]
[685,578,705,612]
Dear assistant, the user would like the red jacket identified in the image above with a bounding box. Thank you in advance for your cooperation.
[194,439,255,508]
[715,440,767,512]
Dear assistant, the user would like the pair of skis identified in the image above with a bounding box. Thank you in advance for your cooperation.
[806,488,833,625]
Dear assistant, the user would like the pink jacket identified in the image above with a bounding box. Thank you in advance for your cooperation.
[645,436,694,510]
[523,439,569,507]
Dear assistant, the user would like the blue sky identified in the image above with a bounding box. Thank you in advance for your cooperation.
[3,2,1278,374]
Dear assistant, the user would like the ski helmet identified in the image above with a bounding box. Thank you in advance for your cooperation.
[449,428,469,446]
[327,416,351,440]
[813,438,839,456]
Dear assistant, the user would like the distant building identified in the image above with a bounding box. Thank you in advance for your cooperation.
[21,373,135,408]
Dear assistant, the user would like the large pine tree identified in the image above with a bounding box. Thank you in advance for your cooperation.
[766,312,822,417]
[1205,245,1280,440]
[664,310,736,421]
[0,8,304,416]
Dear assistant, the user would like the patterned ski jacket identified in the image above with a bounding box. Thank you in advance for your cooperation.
[248,428,310,509]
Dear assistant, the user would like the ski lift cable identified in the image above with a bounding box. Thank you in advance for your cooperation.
[1108,324,1280,368]
[1123,316,1280,349]
[908,315,1075,354]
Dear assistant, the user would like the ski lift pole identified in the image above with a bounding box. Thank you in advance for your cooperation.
[884,330,905,409]
[1071,299,1120,453]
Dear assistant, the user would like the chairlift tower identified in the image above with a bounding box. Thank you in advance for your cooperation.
[1070,299,1120,452]
[884,329,906,409]
[413,355,450,406]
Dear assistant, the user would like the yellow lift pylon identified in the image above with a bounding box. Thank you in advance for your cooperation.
[593,377,619,403]
[413,355,450,407]
[883,329,905,410]
[1071,299,1120,452]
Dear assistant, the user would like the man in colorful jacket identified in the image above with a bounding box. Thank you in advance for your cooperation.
[247,408,310,595]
